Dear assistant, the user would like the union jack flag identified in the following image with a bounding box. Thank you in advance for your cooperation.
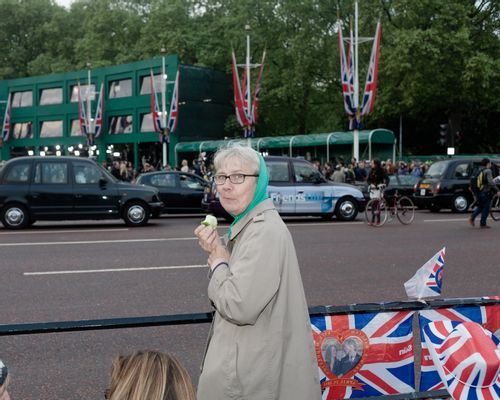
[422,320,500,400]
[311,310,415,399]
[251,49,266,127]
[360,21,381,117]
[167,68,179,133]
[231,50,250,129]
[150,69,163,132]
[77,83,88,136]
[94,83,104,138]
[419,301,500,391]
[1,92,12,141]
[338,21,355,116]
[404,247,445,299]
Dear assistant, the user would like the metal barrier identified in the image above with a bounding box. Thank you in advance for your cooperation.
[1,297,498,399]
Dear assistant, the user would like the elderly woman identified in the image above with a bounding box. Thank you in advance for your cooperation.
[194,145,321,400]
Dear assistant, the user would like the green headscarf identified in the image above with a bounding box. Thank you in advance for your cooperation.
[227,152,269,240]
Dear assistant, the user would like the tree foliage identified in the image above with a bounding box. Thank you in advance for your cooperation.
[0,0,498,153]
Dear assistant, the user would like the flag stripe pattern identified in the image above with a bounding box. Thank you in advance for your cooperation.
[168,68,180,133]
[94,83,104,138]
[338,21,355,116]
[311,310,415,399]
[231,51,250,129]
[77,83,88,136]
[150,70,163,132]
[422,320,500,400]
[404,247,445,299]
[360,21,382,116]
[1,92,12,141]
[419,302,500,391]
[251,50,266,126]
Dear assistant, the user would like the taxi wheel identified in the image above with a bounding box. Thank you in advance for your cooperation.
[123,202,150,226]
[335,197,358,221]
[451,194,470,213]
[1,203,30,230]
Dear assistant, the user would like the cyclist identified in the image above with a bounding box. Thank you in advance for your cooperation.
[367,159,389,225]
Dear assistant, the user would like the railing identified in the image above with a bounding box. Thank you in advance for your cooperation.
[1,297,498,400]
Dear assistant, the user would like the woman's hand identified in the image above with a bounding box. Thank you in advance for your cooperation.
[208,245,230,267]
[194,224,222,253]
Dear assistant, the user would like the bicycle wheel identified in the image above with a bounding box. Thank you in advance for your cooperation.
[490,196,500,221]
[364,199,388,226]
[396,196,415,225]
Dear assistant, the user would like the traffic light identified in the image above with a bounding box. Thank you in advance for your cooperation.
[439,123,449,146]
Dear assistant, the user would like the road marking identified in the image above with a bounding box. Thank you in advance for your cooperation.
[423,218,468,222]
[0,228,129,235]
[286,221,363,227]
[0,237,197,247]
[23,264,207,276]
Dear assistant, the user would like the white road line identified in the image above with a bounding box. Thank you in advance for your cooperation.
[0,228,129,235]
[423,218,468,222]
[0,237,197,247]
[286,221,363,227]
[23,264,207,276]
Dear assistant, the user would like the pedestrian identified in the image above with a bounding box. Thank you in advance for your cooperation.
[194,145,321,400]
[332,164,345,182]
[469,158,500,228]
[367,159,389,225]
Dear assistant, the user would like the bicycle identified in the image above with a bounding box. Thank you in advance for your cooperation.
[364,184,415,226]
[490,193,500,221]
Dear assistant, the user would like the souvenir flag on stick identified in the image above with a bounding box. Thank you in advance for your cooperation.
[1,92,12,142]
[404,247,445,300]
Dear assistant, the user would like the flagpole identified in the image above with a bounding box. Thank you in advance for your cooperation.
[353,1,360,162]
[161,48,168,167]
[245,24,252,142]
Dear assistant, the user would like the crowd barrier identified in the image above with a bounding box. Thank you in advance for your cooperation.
[1,297,498,399]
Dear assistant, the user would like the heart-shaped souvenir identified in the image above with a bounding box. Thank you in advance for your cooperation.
[316,329,369,379]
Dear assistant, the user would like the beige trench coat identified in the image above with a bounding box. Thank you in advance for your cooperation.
[197,199,321,400]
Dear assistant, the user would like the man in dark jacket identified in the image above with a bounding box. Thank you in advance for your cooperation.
[469,158,500,228]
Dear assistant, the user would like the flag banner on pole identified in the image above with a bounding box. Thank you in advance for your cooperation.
[1,92,12,142]
[77,83,88,136]
[231,51,250,129]
[360,21,381,116]
[311,310,415,399]
[150,69,163,132]
[404,247,445,300]
[251,49,266,126]
[338,21,355,117]
[94,83,104,138]
[167,68,179,134]
[418,301,500,391]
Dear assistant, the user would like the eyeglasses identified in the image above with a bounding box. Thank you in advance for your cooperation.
[213,173,259,185]
[104,389,111,399]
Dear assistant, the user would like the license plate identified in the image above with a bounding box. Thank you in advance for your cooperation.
[204,194,208,201]
[420,183,430,189]
[420,189,426,196]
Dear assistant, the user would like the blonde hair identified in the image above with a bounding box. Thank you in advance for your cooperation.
[214,144,259,174]
[109,351,196,400]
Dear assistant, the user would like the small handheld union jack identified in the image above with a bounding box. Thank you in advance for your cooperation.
[404,247,445,299]
[423,320,500,400]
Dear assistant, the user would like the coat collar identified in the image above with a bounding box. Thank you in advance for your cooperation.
[228,198,275,241]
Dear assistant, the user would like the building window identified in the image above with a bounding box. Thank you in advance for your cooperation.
[40,87,63,105]
[140,113,155,132]
[12,122,33,139]
[11,91,33,108]
[140,74,163,95]
[70,84,96,102]
[109,115,133,134]
[109,79,132,98]
[40,120,63,138]
[70,119,83,136]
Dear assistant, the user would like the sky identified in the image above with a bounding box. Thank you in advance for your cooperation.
[55,0,74,8]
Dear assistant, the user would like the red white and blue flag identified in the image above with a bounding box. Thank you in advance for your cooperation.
[231,50,250,130]
[94,83,104,138]
[251,49,266,126]
[338,21,355,117]
[404,247,445,299]
[1,92,12,142]
[311,310,415,399]
[77,83,88,136]
[167,68,179,133]
[422,320,500,400]
[150,69,163,132]
[360,21,381,116]
[418,302,500,391]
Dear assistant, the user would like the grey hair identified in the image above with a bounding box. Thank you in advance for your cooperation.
[214,144,260,174]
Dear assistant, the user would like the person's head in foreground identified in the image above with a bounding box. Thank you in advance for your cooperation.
[213,145,263,217]
[0,359,10,400]
[107,350,196,400]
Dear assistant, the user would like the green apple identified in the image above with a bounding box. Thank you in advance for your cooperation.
[201,215,218,228]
